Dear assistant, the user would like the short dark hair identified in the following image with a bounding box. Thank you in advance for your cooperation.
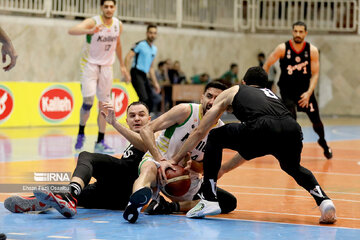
[230,63,238,70]
[258,52,265,58]
[292,21,307,31]
[204,81,228,93]
[101,0,116,5]
[147,24,157,32]
[127,101,150,114]
[158,61,166,68]
[243,66,268,88]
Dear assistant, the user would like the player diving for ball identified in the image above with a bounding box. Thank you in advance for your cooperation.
[123,81,243,223]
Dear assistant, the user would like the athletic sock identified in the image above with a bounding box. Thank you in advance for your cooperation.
[69,182,82,199]
[78,125,85,135]
[201,179,218,201]
[97,132,105,143]
[309,185,330,206]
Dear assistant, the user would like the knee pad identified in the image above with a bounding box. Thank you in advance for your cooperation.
[82,103,93,111]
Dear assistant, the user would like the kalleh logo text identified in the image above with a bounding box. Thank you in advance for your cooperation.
[39,87,73,122]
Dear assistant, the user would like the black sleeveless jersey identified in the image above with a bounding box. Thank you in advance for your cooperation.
[121,144,145,177]
[232,85,291,122]
[279,40,312,96]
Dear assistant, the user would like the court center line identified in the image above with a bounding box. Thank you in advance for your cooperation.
[218,185,360,196]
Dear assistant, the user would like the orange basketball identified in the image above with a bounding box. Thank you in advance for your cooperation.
[164,165,191,197]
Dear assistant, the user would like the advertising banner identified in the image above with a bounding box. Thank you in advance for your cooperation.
[0,81,138,127]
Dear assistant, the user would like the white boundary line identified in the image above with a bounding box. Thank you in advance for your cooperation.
[218,184,360,196]
[233,209,360,221]
[210,215,360,230]
[229,191,360,203]
[231,166,360,176]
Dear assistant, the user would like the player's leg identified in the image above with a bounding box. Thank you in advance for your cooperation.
[275,118,336,223]
[33,151,119,218]
[75,96,95,151]
[187,124,242,218]
[95,65,114,154]
[304,95,332,159]
[130,68,152,111]
[123,157,157,223]
[75,62,98,151]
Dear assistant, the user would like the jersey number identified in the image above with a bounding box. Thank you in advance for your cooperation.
[260,88,278,99]
[105,45,111,51]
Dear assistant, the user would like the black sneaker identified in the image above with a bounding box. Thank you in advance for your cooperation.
[123,187,152,223]
[324,147,333,159]
[318,139,333,159]
[144,195,173,215]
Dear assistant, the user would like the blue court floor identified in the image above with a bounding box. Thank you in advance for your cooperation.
[0,118,359,239]
[0,204,359,240]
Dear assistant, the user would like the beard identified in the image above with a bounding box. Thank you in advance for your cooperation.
[293,37,303,43]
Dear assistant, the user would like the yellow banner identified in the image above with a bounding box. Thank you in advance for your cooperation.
[0,81,138,127]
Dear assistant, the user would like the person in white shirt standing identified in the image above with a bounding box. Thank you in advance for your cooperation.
[69,0,130,154]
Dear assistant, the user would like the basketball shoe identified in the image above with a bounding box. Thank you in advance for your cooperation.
[34,189,77,218]
[186,181,221,218]
[319,199,337,224]
[144,195,177,215]
[94,140,115,154]
[4,195,50,213]
[123,187,152,223]
[75,134,85,152]
[318,139,333,159]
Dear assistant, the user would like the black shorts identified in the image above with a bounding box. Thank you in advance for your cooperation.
[280,90,319,114]
[213,116,303,161]
[74,152,141,210]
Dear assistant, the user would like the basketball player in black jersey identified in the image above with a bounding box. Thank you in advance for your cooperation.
[170,67,336,224]
[263,21,332,159]
[5,102,151,217]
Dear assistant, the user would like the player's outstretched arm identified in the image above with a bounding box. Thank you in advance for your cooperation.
[218,153,246,179]
[101,102,147,152]
[298,44,319,108]
[263,43,285,73]
[68,18,100,35]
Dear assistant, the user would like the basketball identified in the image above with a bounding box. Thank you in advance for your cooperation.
[163,165,191,197]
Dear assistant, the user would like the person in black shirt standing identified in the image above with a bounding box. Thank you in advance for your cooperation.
[170,67,336,224]
[263,21,332,159]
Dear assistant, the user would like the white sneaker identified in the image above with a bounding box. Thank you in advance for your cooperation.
[186,199,221,218]
[319,199,337,224]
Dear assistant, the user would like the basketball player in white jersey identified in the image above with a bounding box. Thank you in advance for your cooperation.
[69,0,130,154]
[123,81,243,223]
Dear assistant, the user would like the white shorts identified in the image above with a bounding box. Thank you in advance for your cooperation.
[80,62,113,102]
[139,154,202,202]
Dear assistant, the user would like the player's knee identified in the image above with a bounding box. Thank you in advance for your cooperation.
[140,161,158,176]
[82,103,93,111]
[279,162,299,176]
[77,151,93,167]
